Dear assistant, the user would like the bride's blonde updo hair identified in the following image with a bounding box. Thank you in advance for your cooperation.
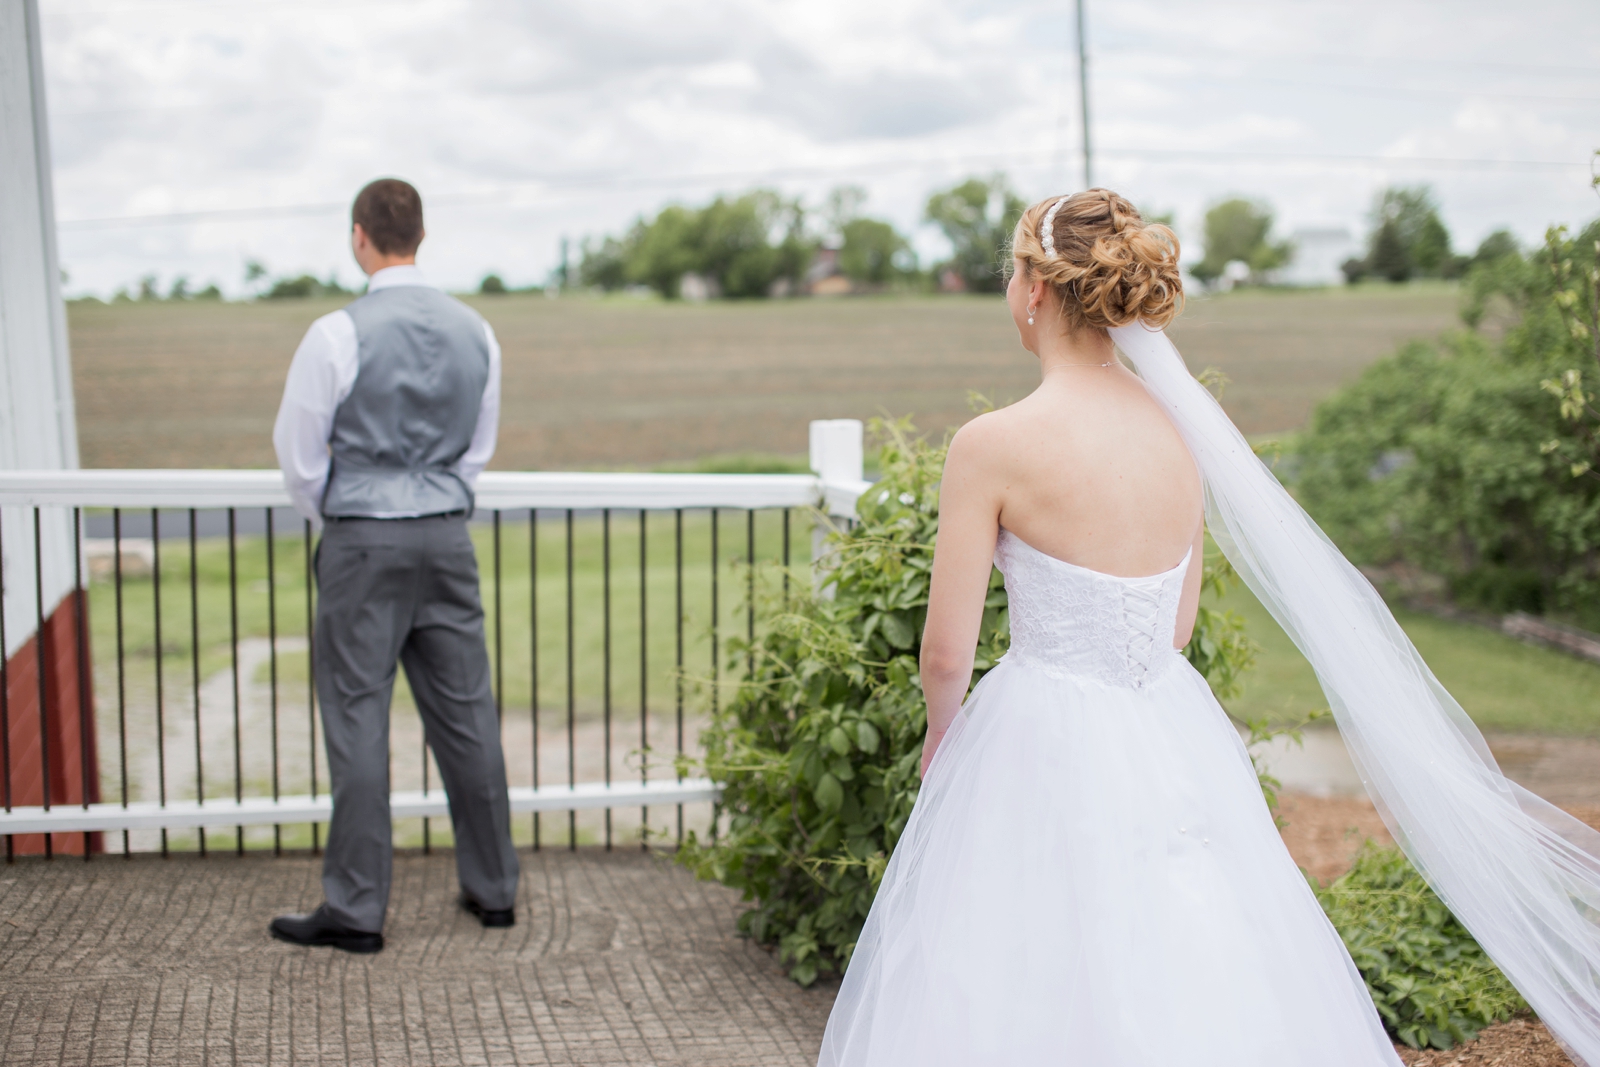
[1012,188,1183,331]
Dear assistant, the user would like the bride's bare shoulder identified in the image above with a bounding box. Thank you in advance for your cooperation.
[946,407,1028,470]
[948,389,1085,462]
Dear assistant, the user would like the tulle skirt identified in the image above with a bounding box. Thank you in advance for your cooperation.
[818,654,1403,1066]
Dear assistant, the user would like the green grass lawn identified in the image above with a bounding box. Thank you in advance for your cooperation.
[89,508,812,723]
[93,508,1600,752]
[1215,579,1600,737]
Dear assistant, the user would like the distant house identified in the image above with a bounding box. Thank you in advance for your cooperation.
[679,272,721,301]
[805,245,851,296]
[1277,227,1359,287]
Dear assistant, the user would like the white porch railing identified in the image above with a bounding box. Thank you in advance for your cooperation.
[0,419,872,849]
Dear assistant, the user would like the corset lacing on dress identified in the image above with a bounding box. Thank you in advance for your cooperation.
[993,529,1191,691]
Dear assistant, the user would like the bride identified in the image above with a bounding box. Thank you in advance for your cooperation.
[818,190,1600,1065]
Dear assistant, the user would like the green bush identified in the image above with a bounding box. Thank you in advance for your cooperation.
[579,190,814,299]
[1315,844,1525,1049]
[262,273,350,300]
[1295,217,1600,626]
[677,417,1259,985]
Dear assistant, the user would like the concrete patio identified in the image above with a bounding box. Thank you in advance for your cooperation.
[0,848,836,1066]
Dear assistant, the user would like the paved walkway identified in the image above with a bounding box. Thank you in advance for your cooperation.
[1250,725,1600,807]
[0,849,836,1065]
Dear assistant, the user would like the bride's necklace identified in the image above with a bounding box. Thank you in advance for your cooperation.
[1057,357,1119,368]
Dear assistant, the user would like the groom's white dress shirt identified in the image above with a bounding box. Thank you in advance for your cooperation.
[272,264,502,527]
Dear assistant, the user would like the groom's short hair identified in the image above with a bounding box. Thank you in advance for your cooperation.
[352,178,424,256]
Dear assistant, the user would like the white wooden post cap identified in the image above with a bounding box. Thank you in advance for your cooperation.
[808,419,864,484]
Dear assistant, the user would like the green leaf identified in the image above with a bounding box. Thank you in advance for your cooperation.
[814,773,844,813]
[828,726,852,756]
[886,659,909,690]
[879,611,914,649]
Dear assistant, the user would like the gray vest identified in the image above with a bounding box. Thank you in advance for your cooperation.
[321,286,491,518]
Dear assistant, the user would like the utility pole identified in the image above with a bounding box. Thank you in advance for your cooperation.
[1076,0,1093,189]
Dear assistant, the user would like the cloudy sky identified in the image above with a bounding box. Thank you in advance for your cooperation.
[39,0,1600,297]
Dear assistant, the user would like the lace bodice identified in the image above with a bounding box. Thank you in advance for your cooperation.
[994,529,1190,690]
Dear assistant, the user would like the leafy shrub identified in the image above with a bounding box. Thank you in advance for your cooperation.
[1295,217,1600,625]
[1186,550,1257,704]
[1315,844,1525,1049]
[578,190,815,299]
[678,417,1261,984]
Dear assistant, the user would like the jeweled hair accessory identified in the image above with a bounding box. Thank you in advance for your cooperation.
[1038,196,1070,257]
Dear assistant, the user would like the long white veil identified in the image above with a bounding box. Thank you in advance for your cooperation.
[1110,321,1600,1062]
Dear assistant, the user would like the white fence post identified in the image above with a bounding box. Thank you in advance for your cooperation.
[809,419,870,594]
[809,419,864,497]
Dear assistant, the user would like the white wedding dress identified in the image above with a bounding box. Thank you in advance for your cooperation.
[818,529,1404,1066]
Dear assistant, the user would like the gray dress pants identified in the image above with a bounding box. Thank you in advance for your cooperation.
[314,514,519,933]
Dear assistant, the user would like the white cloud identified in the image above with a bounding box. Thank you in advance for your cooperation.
[36,0,1600,297]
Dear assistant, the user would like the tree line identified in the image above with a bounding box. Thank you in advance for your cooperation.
[1192,185,1515,287]
[580,177,1523,300]
[80,260,355,305]
[575,177,1026,299]
[82,177,1529,304]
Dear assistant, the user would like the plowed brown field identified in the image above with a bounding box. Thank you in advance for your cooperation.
[68,284,1460,470]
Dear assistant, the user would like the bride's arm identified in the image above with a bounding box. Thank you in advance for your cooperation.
[920,422,1003,777]
[1172,521,1206,649]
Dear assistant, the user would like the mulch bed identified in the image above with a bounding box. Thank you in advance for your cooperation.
[1278,792,1599,1067]
[1393,1018,1575,1066]
[1276,792,1396,885]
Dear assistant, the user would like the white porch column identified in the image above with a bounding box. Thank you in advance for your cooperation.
[0,0,79,661]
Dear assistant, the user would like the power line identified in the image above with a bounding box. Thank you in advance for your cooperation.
[48,67,1600,126]
[55,148,1593,232]
[1111,71,1600,106]
[48,0,392,13]
[52,97,316,119]
[1106,147,1590,170]
[1096,41,1600,79]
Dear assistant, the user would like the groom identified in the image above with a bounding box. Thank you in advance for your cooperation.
[269,178,519,953]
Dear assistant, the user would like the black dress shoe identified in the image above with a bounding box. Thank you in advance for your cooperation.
[269,905,384,953]
[460,894,515,928]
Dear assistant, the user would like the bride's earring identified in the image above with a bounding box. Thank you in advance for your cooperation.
[1027,305,1036,326]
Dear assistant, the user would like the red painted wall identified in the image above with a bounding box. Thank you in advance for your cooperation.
[3,590,101,856]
